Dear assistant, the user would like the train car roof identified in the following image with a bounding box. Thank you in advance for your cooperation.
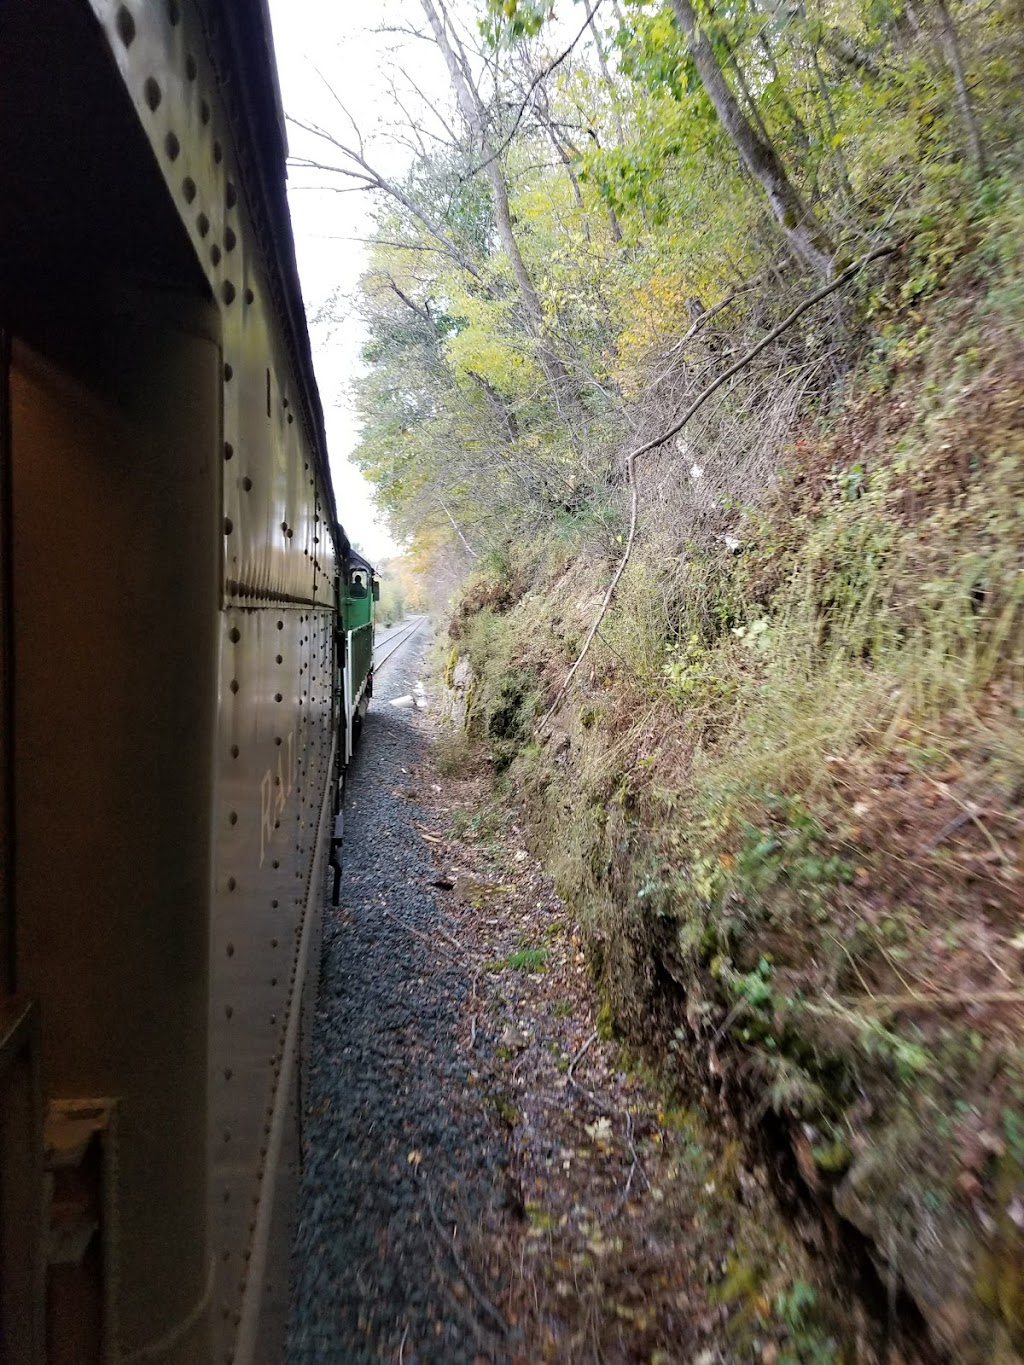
[205,0,350,558]
[345,549,378,576]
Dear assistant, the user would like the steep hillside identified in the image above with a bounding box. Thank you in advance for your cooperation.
[319,0,1024,1353]
[445,184,1024,1358]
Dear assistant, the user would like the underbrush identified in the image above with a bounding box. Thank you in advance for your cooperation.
[439,173,1024,1362]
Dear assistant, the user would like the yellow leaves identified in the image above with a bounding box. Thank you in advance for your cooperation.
[444,313,541,398]
[614,266,699,398]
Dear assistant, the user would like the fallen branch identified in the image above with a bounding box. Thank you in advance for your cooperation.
[606,1109,651,1222]
[424,1188,508,1336]
[566,1028,599,1099]
[819,990,1024,1017]
[920,807,972,853]
[539,241,900,729]
[381,906,468,963]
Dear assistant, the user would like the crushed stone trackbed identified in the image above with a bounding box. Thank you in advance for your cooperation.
[287,631,514,1365]
[288,625,839,1365]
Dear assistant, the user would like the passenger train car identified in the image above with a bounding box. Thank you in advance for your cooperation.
[0,2,373,1361]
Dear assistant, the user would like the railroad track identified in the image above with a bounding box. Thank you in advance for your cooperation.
[373,615,425,671]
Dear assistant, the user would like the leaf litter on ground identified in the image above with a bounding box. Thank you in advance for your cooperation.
[404,711,847,1364]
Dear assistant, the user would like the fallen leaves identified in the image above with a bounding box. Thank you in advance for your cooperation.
[414,738,838,1361]
[584,1116,614,1144]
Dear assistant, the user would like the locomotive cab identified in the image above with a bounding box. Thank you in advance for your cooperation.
[339,552,378,764]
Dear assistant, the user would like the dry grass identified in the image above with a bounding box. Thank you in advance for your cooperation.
[435,168,1024,1360]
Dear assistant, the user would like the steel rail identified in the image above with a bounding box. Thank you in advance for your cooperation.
[373,615,424,672]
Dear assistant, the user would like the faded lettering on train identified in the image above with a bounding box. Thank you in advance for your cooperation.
[259,729,296,867]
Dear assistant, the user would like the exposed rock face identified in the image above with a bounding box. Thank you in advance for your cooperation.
[832,1130,1024,1363]
[442,653,475,730]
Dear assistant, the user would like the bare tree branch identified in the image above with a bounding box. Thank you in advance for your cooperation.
[539,241,900,728]
[437,494,479,559]
[286,114,489,285]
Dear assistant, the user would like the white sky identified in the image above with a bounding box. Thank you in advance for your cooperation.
[265,0,585,560]
[266,0,442,561]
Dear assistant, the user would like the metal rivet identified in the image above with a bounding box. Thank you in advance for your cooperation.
[182,175,197,203]
[274,737,282,746]
[211,244,221,266]
[275,654,282,665]
[229,811,237,826]
[144,77,161,111]
[226,182,238,209]
[226,943,235,956]
[213,139,223,163]
[224,441,233,460]
[230,744,239,759]
[228,627,240,643]
[165,131,180,161]
[274,693,282,703]
[244,287,254,305]
[225,226,237,252]
[242,476,252,492]
[271,899,278,909]
[200,99,210,125]
[222,280,236,305]
[272,860,279,870]
[230,680,239,694]
[198,212,210,238]
[116,7,135,47]
[223,518,233,535]
[271,938,278,948]
[276,620,283,630]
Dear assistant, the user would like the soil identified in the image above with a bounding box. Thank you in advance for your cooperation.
[287,629,848,1364]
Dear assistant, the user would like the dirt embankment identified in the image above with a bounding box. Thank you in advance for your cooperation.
[439,196,1024,1363]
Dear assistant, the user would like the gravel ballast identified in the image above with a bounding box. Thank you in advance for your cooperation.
[287,629,513,1365]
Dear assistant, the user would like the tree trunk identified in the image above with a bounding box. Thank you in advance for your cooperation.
[668,0,834,277]
[419,0,583,419]
[930,0,986,174]
[466,370,520,444]
[585,0,628,149]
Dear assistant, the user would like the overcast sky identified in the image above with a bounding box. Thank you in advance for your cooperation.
[265,1,439,561]
[265,0,583,560]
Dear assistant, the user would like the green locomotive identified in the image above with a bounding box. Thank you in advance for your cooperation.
[340,550,379,764]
